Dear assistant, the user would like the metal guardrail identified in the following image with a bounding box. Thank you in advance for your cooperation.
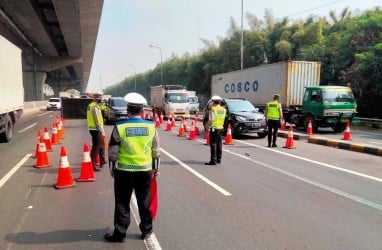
[356,117,382,128]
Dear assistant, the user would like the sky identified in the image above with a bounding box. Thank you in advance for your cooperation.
[86,0,381,93]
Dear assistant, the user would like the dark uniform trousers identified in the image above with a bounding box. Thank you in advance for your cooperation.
[113,169,153,237]
[89,130,105,166]
[267,119,280,146]
[209,128,223,163]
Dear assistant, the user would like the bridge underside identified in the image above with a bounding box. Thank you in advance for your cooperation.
[0,0,103,100]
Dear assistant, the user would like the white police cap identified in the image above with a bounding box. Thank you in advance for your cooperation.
[124,92,147,106]
[211,95,222,100]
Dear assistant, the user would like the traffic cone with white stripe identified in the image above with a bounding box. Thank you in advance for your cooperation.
[54,146,76,189]
[43,126,53,152]
[342,122,351,140]
[155,114,161,128]
[284,127,295,149]
[77,143,96,182]
[188,121,196,140]
[224,124,234,145]
[194,116,200,135]
[33,142,51,168]
[165,118,172,131]
[51,123,60,145]
[280,118,286,131]
[178,121,185,137]
[306,120,313,135]
[34,130,43,158]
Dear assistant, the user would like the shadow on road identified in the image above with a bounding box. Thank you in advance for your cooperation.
[5,228,141,244]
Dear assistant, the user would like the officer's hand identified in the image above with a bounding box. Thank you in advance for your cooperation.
[152,170,160,178]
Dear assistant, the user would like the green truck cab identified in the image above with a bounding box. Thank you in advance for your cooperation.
[301,86,357,133]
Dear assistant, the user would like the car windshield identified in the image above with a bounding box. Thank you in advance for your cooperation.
[167,93,188,103]
[226,100,255,112]
[322,88,355,102]
[111,98,127,107]
[49,98,60,103]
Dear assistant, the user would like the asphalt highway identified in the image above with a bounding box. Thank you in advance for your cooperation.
[0,110,381,250]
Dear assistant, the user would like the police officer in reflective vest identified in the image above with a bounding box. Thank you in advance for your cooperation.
[105,92,160,242]
[265,94,283,147]
[205,95,227,165]
[86,94,106,171]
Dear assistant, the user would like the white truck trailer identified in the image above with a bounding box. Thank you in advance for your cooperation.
[150,85,190,119]
[0,35,24,142]
[211,61,357,132]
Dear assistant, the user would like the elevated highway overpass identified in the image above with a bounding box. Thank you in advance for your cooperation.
[0,0,103,101]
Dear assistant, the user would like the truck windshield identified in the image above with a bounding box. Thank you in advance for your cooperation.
[188,97,198,104]
[322,89,355,102]
[167,93,188,103]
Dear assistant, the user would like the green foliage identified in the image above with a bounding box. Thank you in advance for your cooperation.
[104,8,382,117]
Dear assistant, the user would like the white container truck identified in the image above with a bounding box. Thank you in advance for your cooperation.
[212,61,357,132]
[150,85,190,119]
[0,35,24,142]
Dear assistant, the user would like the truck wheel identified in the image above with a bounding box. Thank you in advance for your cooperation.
[304,116,317,133]
[0,114,13,142]
[333,123,346,133]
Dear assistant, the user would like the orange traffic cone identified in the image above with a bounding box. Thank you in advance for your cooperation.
[155,114,161,127]
[204,131,210,145]
[51,123,61,145]
[160,114,164,124]
[54,146,76,189]
[34,142,51,168]
[194,117,200,135]
[43,126,53,152]
[284,127,296,149]
[183,118,187,132]
[280,118,286,131]
[224,124,234,145]
[34,130,43,158]
[188,121,196,140]
[171,116,176,128]
[56,115,65,138]
[78,143,96,182]
[96,154,101,166]
[342,122,351,140]
[306,120,313,135]
[178,121,185,137]
[165,118,172,131]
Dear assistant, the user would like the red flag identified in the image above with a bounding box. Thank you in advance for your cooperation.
[149,177,158,220]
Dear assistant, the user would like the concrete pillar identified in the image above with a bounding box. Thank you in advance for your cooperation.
[23,71,47,101]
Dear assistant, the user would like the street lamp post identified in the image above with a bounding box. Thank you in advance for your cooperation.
[128,64,137,91]
[149,44,163,83]
[240,0,244,70]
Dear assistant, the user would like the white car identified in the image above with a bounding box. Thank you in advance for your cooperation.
[46,98,62,110]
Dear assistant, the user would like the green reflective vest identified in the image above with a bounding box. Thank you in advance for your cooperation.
[87,101,103,130]
[116,118,155,171]
[211,105,226,129]
[266,101,281,120]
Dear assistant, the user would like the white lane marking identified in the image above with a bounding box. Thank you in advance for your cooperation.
[131,192,162,250]
[223,148,382,211]
[160,148,232,196]
[18,123,37,133]
[236,140,382,184]
[0,154,32,189]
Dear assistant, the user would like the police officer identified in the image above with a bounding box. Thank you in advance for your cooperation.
[105,92,160,242]
[265,94,283,147]
[205,95,226,165]
[86,94,106,171]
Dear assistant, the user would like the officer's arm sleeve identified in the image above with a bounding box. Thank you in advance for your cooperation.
[151,129,160,159]
[108,126,120,162]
